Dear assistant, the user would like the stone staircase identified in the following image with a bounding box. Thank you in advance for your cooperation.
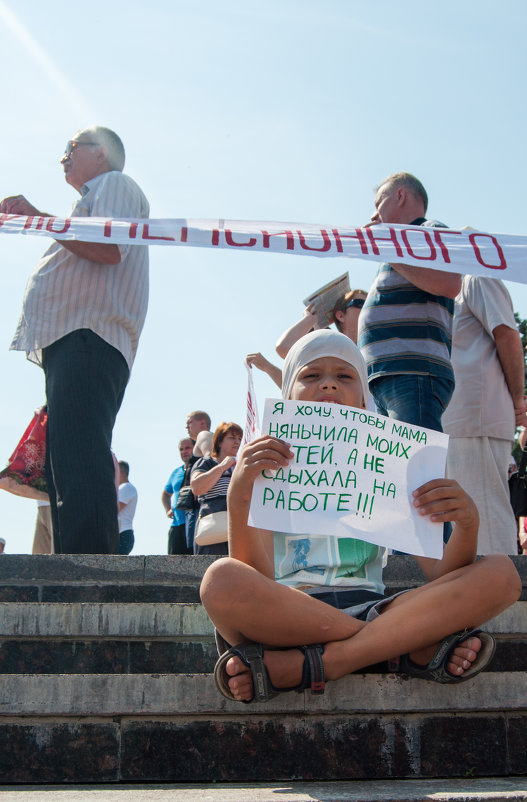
[0,554,525,785]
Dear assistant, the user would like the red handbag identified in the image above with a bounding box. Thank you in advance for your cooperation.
[0,407,49,500]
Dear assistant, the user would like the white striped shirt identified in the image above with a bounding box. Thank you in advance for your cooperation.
[10,170,149,371]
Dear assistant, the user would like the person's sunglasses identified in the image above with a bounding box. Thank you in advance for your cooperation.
[63,140,99,159]
[346,298,365,310]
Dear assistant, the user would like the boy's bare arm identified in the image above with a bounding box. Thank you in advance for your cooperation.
[412,478,479,581]
[228,436,293,578]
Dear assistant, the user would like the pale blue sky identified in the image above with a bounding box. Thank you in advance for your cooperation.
[0,0,526,554]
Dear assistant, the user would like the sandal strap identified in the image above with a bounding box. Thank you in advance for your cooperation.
[300,644,325,694]
[399,628,495,684]
[232,643,277,702]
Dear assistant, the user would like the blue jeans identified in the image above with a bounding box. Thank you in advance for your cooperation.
[370,373,454,546]
[186,508,197,552]
[118,529,135,555]
[370,374,454,433]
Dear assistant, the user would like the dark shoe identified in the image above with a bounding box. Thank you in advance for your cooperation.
[214,641,325,703]
[399,629,495,683]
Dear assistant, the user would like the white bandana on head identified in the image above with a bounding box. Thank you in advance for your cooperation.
[281,329,369,406]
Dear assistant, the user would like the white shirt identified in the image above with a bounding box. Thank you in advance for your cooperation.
[442,275,516,440]
[118,481,138,532]
[10,170,149,371]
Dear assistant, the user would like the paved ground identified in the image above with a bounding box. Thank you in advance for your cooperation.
[0,778,527,801]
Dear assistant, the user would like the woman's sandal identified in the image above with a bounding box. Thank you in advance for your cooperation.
[398,628,496,684]
[214,641,325,703]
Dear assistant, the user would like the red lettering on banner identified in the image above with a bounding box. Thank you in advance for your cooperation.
[400,228,436,261]
[46,218,71,234]
[24,216,34,229]
[262,230,295,250]
[180,226,188,243]
[104,220,112,238]
[365,226,404,257]
[0,214,21,227]
[469,233,507,271]
[141,224,175,242]
[332,228,369,254]
[225,229,257,247]
[129,223,138,239]
[432,229,463,263]
[212,229,220,246]
[297,229,331,252]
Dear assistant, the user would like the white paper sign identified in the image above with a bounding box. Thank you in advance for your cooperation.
[248,399,449,558]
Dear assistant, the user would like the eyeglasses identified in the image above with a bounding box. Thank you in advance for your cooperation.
[346,298,365,310]
[63,140,99,159]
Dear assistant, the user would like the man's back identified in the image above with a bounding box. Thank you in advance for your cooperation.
[442,275,515,438]
[118,481,138,533]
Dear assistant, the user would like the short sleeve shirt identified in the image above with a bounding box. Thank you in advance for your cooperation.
[442,276,516,439]
[10,170,150,370]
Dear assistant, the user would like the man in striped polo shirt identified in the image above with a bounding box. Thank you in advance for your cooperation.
[358,172,462,432]
[1,127,149,554]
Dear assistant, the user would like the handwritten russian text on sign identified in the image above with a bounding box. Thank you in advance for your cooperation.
[248,399,449,558]
[1,215,527,283]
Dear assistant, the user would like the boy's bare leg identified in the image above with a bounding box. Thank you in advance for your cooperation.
[201,554,521,700]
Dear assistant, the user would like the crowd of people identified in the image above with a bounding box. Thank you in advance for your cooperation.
[0,130,522,559]
[0,125,524,701]
[162,414,243,556]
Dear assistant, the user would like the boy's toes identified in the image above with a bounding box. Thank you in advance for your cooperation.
[228,671,254,701]
[225,655,248,678]
[447,636,482,676]
[224,655,254,701]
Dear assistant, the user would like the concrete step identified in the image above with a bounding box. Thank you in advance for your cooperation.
[0,555,524,784]
[1,779,527,801]
[0,673,525,783]
[1,670,526,716]
[0,555,216,603]
[2,554,524,602]
[0,601,524,674]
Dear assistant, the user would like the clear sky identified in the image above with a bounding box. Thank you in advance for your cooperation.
[0,0,526,555]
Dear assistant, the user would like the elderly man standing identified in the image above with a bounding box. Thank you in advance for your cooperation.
[442,276,527,554]
[1,127,149,554]
[358,172,461,432]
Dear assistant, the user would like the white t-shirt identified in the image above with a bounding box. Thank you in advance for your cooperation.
[118,481,138,533]
[442,276,516,440]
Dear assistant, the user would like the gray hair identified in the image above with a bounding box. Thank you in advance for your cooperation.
[77,126,125,172]
[376,172,428,213]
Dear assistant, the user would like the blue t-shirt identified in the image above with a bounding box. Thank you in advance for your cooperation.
[164,465,186,527]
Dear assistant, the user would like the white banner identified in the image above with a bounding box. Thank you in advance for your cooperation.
[1,213,526,282]
[248,399,448,559]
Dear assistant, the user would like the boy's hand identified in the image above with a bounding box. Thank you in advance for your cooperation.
[412,478,479,532]
[229,436,293,503]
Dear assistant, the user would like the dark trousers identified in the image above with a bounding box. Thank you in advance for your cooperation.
[43,329,129,554]
[168,524,192,555]
[118,529,135,555]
